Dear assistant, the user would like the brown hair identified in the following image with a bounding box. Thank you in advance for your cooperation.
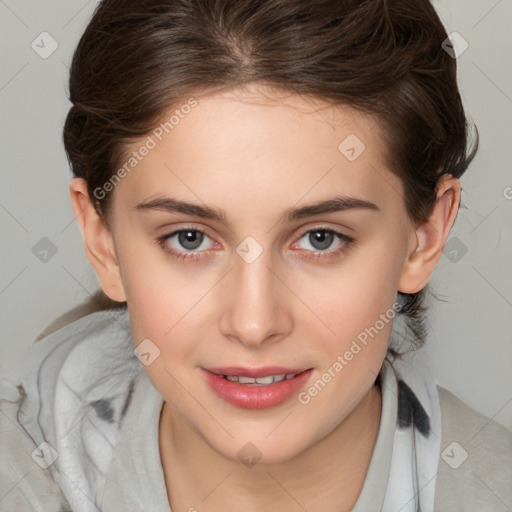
[63,0,478,347]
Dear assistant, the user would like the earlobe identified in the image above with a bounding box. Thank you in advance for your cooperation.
[398,174,460,294]
[69,178,127,302]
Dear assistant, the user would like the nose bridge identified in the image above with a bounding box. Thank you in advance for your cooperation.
[221,244,292,347]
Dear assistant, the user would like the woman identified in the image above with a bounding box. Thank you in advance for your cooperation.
[1,0,510,510]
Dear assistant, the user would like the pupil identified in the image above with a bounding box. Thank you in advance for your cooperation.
[310,230,333,250]
[179,230,203,250]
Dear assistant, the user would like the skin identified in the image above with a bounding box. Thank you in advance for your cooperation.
[70,83,460,511]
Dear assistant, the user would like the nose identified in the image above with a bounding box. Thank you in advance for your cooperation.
[219,249,293,349]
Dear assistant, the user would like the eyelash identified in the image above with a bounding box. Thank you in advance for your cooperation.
[156,225,355,262]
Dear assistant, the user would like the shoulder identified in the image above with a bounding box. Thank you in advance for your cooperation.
[0,307,140,511]
[0,394,71,511]
[435,385,512,511]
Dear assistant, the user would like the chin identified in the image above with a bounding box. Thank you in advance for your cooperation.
[207,430,314,467]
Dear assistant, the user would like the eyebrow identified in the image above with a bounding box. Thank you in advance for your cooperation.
[135,195,380,225]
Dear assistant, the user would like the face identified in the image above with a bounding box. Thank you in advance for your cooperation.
[106,84,416,463]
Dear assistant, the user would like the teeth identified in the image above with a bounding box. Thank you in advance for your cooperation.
[222,373,298,385]
[255,376,274,385]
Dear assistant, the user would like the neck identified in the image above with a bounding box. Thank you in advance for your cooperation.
[159,383,382,512]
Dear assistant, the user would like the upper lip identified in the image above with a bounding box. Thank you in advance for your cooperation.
[205,366,311,378]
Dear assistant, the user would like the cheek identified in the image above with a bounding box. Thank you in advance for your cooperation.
[293,238,405,341]
[292,247,402,423]
[121,253,208,402]
[117,234,209,338]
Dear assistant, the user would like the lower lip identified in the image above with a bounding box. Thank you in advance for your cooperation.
[202,369,313,409]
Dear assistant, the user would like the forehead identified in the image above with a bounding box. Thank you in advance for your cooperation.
[112,84,403,216]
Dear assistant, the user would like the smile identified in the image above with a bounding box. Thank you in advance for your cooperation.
[202,367,313,409]
[222,373,300,385]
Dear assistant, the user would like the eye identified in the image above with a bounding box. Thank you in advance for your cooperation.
[293,227,354,259]
[157,227,216,260]
[156,225,354,262]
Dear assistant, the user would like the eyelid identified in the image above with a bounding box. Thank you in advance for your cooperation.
[156,223,355,261]
[291,224,354,252]
[155,224,218,259]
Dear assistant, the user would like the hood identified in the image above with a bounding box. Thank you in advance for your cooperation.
[0,308,142,512]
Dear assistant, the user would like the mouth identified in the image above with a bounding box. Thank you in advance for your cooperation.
[221,372,302,385]
[202,366,314,409]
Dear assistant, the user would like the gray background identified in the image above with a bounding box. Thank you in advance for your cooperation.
[1,0,511,430]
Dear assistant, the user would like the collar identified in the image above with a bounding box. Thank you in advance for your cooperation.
[102,370,170,511]
[102,355,440,512]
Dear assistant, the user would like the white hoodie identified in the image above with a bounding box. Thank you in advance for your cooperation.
[0,309,510,511]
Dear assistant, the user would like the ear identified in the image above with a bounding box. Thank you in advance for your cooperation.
[69,178,127,302]
[398,174,461,293]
